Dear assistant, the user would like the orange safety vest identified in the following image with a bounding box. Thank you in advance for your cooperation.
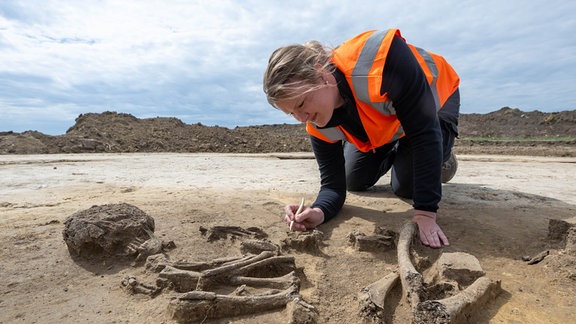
[306,29,460,152]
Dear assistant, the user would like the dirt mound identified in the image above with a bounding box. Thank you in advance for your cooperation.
[0,111,311,154]
[460,107,576,138]
[1,107,574,156]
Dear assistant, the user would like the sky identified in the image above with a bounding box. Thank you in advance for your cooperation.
[1,1,574,135]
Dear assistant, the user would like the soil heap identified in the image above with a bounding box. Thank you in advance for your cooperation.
[1,107,574,156]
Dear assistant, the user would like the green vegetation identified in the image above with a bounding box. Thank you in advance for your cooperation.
[460,137,576,141]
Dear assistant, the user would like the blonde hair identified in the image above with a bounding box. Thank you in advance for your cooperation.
[263,40,335,108]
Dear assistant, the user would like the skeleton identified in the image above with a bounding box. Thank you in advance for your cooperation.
[145,238,317,323]
[117,217,503,323]
[359,222,502,323]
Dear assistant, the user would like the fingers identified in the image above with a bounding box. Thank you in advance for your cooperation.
[284,203,323,232]
[429,233,441,248]
[284,203,307,232]
[418,227,448,248]
[284,214,306,231]
[290,222,307,232]
[437,230,450,246]
[418,228,432,247]
[284,205,298,222]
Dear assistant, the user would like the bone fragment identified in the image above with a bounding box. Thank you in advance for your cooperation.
[200,251,275,279]
[240,239,280,254]
[361,272,400,310]
[286,297,319,323]
[414,276,501,323]
[167,285,299,323]
[201,225,267,241]
[159,266,201,292]
[146,253,246,273]
[229,271,299,290]
[159,251,295,292]
[397,222,424,311]
[194,251,294,290]
[348,231,396,251]
[120,275,161,297]
[232,255,295,277]
[527,250,549,265]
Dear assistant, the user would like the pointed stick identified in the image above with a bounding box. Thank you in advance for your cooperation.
[289,197,305,231]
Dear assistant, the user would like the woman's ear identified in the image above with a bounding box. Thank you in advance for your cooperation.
[320,70,335,86]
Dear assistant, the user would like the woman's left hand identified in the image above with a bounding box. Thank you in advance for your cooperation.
[412,210,449,248]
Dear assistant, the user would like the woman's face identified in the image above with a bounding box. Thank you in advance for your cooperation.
[275,75,342,127]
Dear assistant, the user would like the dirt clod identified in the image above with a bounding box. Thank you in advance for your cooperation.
[62,203,156,259]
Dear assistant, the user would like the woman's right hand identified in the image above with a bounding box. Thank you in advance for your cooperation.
[283,204,324,231]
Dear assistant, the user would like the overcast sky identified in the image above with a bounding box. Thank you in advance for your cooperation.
[1,0,574,135]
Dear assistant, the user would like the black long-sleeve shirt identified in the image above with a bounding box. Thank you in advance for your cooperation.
[310,35,443,222]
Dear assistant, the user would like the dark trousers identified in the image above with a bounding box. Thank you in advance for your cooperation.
[344,89,460,198]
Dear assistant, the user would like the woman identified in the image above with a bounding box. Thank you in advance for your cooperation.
[263,29,460,248]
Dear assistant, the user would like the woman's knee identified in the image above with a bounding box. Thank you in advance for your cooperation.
[392,184,413,199]
[346,176,373,191]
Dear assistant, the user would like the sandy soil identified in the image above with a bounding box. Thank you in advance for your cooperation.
[1,153,575,323]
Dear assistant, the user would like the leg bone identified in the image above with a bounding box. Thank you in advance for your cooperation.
[167,285,299,323]
[414,276,501,323]
[397,222,425,310]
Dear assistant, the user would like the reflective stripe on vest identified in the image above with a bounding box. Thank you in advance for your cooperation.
[410,45,441,111]
[307,29,458,151]
[352,30,397,116]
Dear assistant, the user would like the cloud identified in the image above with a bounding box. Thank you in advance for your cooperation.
[0,0,574,135]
